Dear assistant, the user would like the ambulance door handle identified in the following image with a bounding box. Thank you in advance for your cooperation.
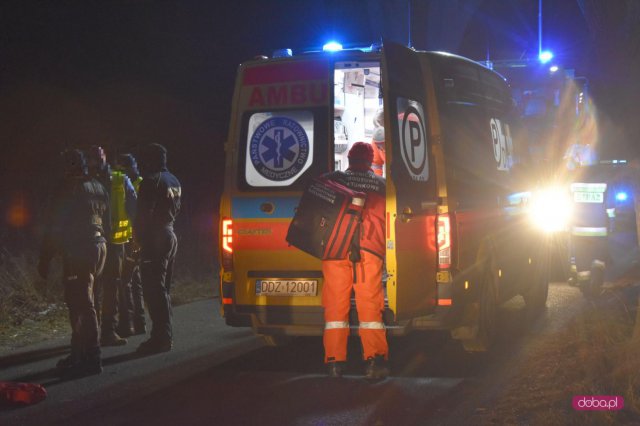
[400,207,413,223]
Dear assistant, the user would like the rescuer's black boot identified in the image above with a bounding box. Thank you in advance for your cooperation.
[364,355,389,380]
[136,338,172,355]
[56,354,79,370]
[58,351,102,378]
[327,361,345,378]
[56,345,84,371]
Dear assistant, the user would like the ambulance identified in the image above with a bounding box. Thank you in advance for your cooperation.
[218,41,554,351]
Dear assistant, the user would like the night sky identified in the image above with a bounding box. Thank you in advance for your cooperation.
[1,0,638,252]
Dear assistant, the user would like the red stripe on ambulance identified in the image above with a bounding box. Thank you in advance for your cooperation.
[243,61,329,85]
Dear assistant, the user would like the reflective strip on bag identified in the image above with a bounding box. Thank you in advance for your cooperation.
[571,226,608,237]
[325,321,350,330]
[359,321,385,330]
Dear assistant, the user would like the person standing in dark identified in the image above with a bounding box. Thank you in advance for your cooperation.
[114,153,146,335]
[38,149,109,377]
[134,143,181,354]
[86,145,137,346]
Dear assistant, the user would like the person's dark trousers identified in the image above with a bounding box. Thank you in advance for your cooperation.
[130,263,146,328]
[99,243,126,334]
[120,242,145,333]
[140,229,177,343]
[63,241,106,362]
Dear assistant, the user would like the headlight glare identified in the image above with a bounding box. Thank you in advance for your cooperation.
[529,187,572,233]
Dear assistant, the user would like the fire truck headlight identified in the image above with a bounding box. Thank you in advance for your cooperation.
[529,187,572,233]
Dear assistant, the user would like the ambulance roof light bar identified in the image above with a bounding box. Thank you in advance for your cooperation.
[272,48,293,58]
[323,41,343,52]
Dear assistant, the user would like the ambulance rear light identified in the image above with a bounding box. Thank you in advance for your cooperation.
[221,218,233,270]
[437,214,451,269]
[222,219,233,253]
[221,279,234,305]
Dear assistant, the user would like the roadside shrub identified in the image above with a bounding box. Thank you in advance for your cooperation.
[0,248,61,327]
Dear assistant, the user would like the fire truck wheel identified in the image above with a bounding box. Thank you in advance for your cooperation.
[461,265,498,352]
[261,334,292,347]
[580,267,604,299]
[523,262,549,318]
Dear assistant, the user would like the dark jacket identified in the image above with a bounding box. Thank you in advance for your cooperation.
[40,176,110,261]
[134,167,181,245]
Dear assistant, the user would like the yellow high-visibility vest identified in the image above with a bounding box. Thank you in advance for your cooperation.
[111,171,131,244]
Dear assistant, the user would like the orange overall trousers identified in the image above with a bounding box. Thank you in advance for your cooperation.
[322,250,387,362]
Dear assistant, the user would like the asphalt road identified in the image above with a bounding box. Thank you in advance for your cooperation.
[0,298,262,426]
[0,281,600,426]
[2,228,639,426]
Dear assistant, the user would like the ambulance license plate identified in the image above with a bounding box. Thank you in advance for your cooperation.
[574,191,603,203]
[255,280,318,296]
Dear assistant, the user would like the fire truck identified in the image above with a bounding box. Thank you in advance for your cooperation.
[218,41,559,351]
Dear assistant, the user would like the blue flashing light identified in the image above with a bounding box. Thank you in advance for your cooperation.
[323,41,343,52]
[549,65,559,73]
[539,50,554,64]
[273,48,293,58]
[616,191,629,202]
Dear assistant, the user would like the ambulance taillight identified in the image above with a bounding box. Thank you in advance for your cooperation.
[437,214,451,269]
[220,218,234,306]
[221,218,233,270]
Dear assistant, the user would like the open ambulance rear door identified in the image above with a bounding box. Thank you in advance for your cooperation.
[381,43,443,322]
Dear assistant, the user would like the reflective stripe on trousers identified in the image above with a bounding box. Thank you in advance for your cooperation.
[325,321,349,330]
[359,321,385,329]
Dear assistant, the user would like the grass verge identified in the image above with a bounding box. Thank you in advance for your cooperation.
[0,249,217,352]
[475,286,640,425]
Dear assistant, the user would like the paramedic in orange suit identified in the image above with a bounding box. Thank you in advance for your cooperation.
[371,127,386,177]
[321,141,389,379]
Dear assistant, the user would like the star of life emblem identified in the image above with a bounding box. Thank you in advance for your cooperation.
[249,117,309,182]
